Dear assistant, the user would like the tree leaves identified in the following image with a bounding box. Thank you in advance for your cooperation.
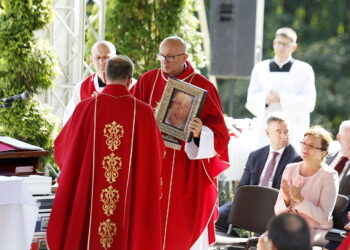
[0,0,58,168]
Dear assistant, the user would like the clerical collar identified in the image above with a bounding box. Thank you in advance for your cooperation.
[97,76,106,87]
[270,57,294,72]
[160,62,195,81]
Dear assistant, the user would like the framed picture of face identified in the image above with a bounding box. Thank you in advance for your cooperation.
[156,76,207,144]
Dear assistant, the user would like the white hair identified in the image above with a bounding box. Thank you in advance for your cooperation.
[91,40,116,55]
[275,27,297,44]
[339,120,350,134]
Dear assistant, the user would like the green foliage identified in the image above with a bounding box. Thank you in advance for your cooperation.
[102,0,205,78]
[301,35,350,134]
[262,0,350,135]
[218,0,350,135]
[0,0,58,168]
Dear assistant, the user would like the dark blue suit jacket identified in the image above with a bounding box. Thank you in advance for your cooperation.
[236,144,301,190]
[342,196,350,226]
[326,151,350,196]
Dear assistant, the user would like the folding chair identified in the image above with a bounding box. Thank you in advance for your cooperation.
[332,194,348,229]
[214,185,279,250]
[325,194,349,243]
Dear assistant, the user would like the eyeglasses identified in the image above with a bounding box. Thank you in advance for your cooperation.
[274,41,292,48]
[93,56,110,61]
[157,53,185,62]
[300,141,324,151]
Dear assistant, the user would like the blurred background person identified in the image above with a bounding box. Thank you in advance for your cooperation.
[257,213,311,250]
[246,27,316,150]
[326,120,350,196]
[63,40,116,124]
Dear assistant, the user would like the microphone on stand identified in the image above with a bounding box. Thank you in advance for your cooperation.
[0,91,30,103]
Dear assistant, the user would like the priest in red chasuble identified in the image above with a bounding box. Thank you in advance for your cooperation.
[131,36,230,250]
[47,55,164,250]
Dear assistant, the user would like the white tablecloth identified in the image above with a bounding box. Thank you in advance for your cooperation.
[0,176,39,250]
[219,118,259,181]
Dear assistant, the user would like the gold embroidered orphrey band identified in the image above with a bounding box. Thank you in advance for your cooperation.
[87,94,136,249]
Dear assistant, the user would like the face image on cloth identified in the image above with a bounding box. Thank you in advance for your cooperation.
[164,89,194,131]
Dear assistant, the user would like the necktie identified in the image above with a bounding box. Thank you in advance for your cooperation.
[334,156,349,175]
[261,152,279,187]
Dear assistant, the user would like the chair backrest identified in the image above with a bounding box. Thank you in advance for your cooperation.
[227,185,279,233]
[333,194,348,229]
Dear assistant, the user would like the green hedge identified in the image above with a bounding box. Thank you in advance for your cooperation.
[0,0,59,168]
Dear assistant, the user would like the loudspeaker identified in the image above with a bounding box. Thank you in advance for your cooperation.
[209,0,264,78]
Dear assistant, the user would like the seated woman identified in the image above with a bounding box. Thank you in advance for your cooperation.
[274,125,339,246]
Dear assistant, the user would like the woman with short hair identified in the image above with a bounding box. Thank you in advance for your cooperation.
[275,125,338,246]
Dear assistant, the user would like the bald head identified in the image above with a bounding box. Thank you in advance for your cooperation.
[91,40,116,56]
[158,36,189,76]
[90,41,116,80]
[159,36,187,53]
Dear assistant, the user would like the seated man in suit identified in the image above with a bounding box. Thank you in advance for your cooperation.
[216,112,301,234]
[326,120,350,196]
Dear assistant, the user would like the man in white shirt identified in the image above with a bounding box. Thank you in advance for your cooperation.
[327,120,350,195]
[63,40,116,124]
[246,27,316,149]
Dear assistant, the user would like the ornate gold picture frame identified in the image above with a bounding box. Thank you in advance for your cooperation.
[156,76,207,145]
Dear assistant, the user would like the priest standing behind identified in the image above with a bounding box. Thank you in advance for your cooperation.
[132,36,230,250]
[47,55,165,250]
[246,27,316,150]
[63,40,116,125]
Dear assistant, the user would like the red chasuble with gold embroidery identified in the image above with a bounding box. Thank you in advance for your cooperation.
[132,61,230,250]
[47,84,164,250]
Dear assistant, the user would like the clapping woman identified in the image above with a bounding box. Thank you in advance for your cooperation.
[274,125,339,246]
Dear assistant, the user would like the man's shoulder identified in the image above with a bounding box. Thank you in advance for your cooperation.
[81,73,96,83]
[253,59,271,68]
[140,68,160,79]
[250,60,271,75]
[191,73,217,92]
[284,144,298,154]
[292,59,313,71]
[250,145,270,157]
[326,150,339,165]
[282,144,302,161]
[135,69,160,88]
[135,98,154,113]
[76,95,96,107]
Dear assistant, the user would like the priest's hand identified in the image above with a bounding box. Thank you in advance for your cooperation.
[188,117,202,138]
[265,90,280,105]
